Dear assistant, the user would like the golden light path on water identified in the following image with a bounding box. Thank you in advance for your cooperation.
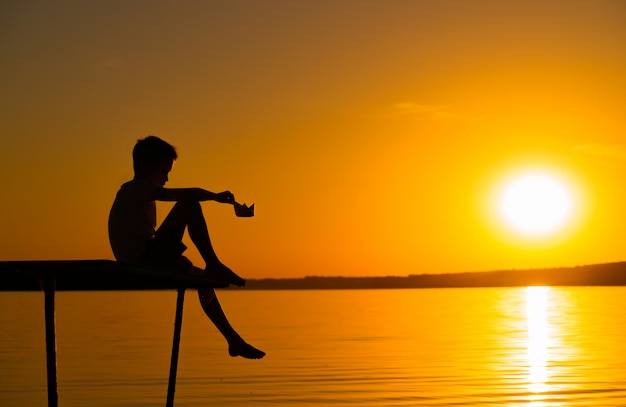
[525,286,551,406]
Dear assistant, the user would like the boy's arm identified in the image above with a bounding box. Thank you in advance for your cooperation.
[154,187,234,204]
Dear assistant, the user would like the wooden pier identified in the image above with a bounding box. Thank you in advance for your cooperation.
[0,260,229,407]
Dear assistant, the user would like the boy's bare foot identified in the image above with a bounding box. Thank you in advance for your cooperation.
[228,340,266,359]
[206,261,245,287]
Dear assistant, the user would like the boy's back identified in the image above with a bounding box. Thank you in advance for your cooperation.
[108,179,160,264]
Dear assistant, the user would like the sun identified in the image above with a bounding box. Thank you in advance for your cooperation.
[496,170,575,239]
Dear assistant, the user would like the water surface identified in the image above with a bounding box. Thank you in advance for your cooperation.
[1,287,625,406]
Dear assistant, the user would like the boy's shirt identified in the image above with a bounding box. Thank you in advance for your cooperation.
[108,178,161,263]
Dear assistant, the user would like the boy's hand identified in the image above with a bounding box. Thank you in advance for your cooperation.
[214,191,234,204]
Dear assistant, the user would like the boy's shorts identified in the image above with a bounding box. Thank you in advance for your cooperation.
[141,231,187,269]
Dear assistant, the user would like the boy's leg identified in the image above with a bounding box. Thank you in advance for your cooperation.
[198,288,265,359]
[158,201,245,286]
[157,200,214,260]
[159,203,264,359]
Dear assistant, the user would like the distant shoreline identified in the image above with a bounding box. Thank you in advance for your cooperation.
[232,262,626,290]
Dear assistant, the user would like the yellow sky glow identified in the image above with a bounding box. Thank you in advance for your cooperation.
[1,1,625,278]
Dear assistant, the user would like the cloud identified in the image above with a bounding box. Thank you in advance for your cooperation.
[390,103,481,120]
[393,103,441,115]
[572,143,626,163]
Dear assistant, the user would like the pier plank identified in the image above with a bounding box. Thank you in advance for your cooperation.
[0,260,229,290]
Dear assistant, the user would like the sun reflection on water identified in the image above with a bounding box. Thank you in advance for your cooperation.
[525,286,551,405]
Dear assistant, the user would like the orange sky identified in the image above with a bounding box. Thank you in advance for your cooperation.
[1,1,625,278]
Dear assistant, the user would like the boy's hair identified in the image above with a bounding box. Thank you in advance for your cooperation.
[132,136,178,172]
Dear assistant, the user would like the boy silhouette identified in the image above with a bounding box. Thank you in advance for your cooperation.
[108,136,265,359]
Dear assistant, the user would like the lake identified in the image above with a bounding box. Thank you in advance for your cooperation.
[1,287,625,406]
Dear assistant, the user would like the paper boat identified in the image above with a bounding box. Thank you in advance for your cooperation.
[234,202,255,217]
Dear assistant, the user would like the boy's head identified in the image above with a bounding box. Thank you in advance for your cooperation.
[133,136,178,185]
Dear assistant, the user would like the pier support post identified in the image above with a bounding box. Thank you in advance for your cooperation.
[166,288,186,407]
[43,271,58,407]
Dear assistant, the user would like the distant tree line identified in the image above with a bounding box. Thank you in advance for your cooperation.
[229,262,626,290]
